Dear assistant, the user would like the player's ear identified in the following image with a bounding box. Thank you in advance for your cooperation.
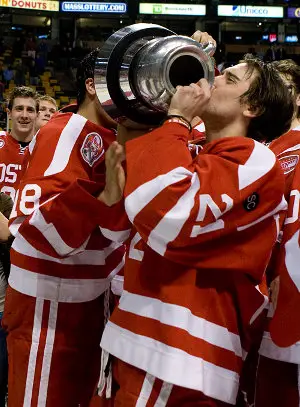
[243,106,259,119]
[296,93,300,108]
[85,78,96,96]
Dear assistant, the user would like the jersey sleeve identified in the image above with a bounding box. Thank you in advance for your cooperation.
[11,179,129,258]
[124,122,286,267]
[9,118,130,258]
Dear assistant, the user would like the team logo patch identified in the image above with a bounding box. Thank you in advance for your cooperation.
[81,132,104,167]
[243,192,259,212]
[279,154,299,174]
[0,139,5,149]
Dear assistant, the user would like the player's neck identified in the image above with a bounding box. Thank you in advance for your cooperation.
[10,130,33,143]
[205,118,247,143]
[290,116,300,131]
[77,100,117,130]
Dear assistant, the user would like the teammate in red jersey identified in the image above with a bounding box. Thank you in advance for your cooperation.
[100,57,294,406]
[254,59,300,407]
[34,94,58,132]
[0,86,38,201]
[2,49,129,407]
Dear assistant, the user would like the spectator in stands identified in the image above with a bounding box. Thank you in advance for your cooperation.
[3,66,13,85]
[25,35,36,60]
[264,43,287,62]
[35,94,58,131]
[14,60,26,86]
[37,38,48,65]
[29,59,39,86]
[35,52,46,75]
[276,45,287,61]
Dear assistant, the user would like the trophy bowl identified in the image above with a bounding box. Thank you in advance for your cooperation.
[95,23,215,125]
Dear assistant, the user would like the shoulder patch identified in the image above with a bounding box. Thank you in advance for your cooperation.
[0,138,5,149]
[243,192,259,212]
[279,154,299,174]
[81,132,104,167]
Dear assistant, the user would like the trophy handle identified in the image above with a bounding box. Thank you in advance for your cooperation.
[202,42,216,57]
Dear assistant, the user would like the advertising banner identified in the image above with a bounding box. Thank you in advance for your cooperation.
[0,0,59,11]
[218,5,283,18]
[61,2,127,13]
[139,3,206,16]
[287,8,300,19]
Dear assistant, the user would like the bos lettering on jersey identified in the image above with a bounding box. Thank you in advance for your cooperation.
[0,163,22,201]
[0,134,28,201]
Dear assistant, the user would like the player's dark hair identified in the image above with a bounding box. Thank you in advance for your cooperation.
[76,48,99,107]
[7,86,39,112]
[240,55,294,142]
[271,59,300,119]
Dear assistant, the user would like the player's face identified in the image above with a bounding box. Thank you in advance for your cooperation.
[36,100,57,130]
[202,63,257,121]
[9,97,37,136]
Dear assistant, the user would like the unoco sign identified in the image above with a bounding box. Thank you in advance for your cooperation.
[218,5,284,18]
[287,8,300,19]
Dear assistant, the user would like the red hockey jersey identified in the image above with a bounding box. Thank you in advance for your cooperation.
[101,122,287,404]
[0,131,28,201]
[9,112,130,303]
[259,126,300,360]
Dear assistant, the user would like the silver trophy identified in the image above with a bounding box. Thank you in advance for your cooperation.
[95,23,216,125]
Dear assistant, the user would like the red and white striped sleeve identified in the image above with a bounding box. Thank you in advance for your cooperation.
[9,114,131,258]
[124,122,286,267]
[11,180,129,258]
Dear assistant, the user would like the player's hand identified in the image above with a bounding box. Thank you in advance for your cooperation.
[98,141,126,206]
[168,79,211,123]
[191,30,217,56]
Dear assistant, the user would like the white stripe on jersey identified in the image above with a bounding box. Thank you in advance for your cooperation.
[28,207,88,257]
[12,233,122,266]
[101,322,240,404]
[237,196,287,231]
[37,301,58,407]
[8,260,124,302]
[118,290,243,357]
[280,143,300,155]
[44,114,87,176]
[260,331,300,363]
[154,382,173,407]
[29,131,39,155]
[238,140,276,191]
[136,373,156,407]
[147,172,200,256]
[125,166,193,222]
[23,298,44,407]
